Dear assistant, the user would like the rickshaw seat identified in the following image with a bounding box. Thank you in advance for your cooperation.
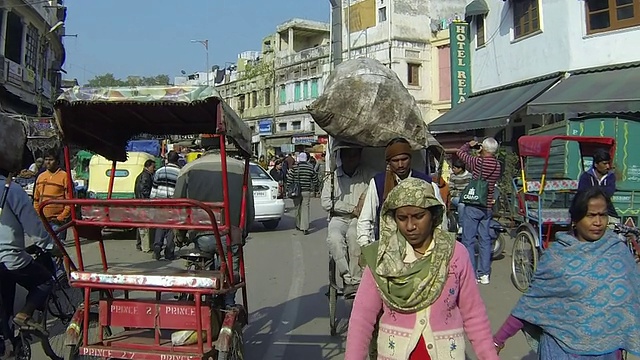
[525,180,579,192]
[69,267,223,290]
[527,208,572,224]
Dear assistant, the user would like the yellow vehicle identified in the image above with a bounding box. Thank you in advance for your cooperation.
[87,151,155,199]
[185,151,203,163]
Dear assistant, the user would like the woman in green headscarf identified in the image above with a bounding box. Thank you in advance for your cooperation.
[345,178,497,360]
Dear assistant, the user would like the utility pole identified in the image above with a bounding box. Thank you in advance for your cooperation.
[191,39,209,86]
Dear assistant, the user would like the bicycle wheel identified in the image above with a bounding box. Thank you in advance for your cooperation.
[328,258,338,336]
[64,312,112,360]
[41,279,84,360]
[511,230,538,293]
[216,322,244,360]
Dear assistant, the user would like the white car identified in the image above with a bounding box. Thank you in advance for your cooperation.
[250,163,285,230]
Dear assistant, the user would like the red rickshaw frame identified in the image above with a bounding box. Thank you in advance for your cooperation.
[37,86,253,359]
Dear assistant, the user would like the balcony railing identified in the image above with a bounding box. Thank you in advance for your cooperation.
[276,45,329,68]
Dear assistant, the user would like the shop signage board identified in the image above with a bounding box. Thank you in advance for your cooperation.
[449,21,471,107]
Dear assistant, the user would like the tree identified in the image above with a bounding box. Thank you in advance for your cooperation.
[86,73,172,87]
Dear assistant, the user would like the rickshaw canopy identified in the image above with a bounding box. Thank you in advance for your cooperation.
[518,135,616,159]
[53,85,252,162]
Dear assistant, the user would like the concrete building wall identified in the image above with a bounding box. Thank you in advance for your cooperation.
[472,0,640,91]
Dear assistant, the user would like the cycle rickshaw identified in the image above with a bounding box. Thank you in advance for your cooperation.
[38,85,252,359]
[510,135,615,292]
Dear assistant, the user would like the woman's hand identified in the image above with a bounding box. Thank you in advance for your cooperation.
[494,342,504,355]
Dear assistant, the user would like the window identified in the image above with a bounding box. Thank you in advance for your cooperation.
[251,91,258,108]
[238,94,245,112]
[250,164,272,180]
[303,80,309,99]
[278,122,287,132]
[264,88,271,106]
[378,7,387,22]
[5,12,23,64]
[310,79,319,98]
[294,82,302,101]
[586,0,640,34]
[25,25,39,71]
[407,63,420,86]
[292,121,302,130]
[476,15,486,47]
[279,85,286,104]
[437,46,451,102]
[513,0,540,39]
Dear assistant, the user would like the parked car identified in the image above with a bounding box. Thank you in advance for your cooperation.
[250,163,285,230]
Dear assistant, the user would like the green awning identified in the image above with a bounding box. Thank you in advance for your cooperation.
[428,77,560,133]
[528,64,640,115]
[465,0,489,17]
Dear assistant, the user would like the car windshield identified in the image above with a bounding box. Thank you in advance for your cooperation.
[250,164,273,180]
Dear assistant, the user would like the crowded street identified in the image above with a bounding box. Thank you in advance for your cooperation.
[16,198,575,360]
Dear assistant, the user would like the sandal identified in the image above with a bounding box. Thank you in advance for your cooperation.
[13,314,48,336]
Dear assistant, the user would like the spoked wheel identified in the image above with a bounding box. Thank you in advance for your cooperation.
[328,258,338,336]
[511,230,539,292]
[492,233,507,260]
[14,334,31,360]
[216,323,244,360]
[65,312,112,360]
[43,279,85,360]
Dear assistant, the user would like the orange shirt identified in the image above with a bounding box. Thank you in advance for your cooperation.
[34,169,71,221]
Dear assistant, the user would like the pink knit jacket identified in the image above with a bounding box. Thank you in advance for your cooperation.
[345,242,499,360]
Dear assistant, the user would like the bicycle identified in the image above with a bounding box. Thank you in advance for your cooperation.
[3,246,84,360]
[613,223,640,264]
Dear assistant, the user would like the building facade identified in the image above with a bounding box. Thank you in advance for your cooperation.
[429,0,640,149]
[268,19,330,154]
[0,0,66,116]
[340,0,467,123]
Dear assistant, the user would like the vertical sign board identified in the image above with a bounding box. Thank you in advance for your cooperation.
[450,21,472,108]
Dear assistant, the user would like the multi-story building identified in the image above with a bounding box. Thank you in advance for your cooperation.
[0,0,66,116]
[266,18,331,154]
[340,0,467,122]
[429,0,640,148]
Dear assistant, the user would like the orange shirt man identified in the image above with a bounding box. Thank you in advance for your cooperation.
[33,151,71,223]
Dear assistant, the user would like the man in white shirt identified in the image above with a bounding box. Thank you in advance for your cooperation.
[321,147,375,298]
[356,138,446,247]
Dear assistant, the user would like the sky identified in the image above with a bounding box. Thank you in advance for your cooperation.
[63,0,329,85]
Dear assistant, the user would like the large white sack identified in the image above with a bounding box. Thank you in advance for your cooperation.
[308,57,433,150]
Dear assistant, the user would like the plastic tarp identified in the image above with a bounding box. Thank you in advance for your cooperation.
[54,85,252,161]
[0,115,27,172]
[308,57,438,150]
[126,140,161,157]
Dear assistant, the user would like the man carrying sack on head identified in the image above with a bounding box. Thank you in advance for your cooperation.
[357,138,446,247]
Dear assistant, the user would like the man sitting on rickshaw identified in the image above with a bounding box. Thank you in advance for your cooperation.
[321,146,375,298]
[173,139,254,308]
[357,138,444,246]
[577,148,619,223]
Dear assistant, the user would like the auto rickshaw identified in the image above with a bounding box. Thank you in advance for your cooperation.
[87,151,156,199]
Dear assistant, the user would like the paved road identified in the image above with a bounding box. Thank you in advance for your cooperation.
[21,198,627,359]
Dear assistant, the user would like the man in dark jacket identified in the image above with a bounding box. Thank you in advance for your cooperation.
[134,159,155,251]
[578,148,619,220]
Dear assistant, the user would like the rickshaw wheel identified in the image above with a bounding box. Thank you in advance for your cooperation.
[65,313,112,360]
[328,258,338,336]
[511,230,538,293]
[216,322,244,360]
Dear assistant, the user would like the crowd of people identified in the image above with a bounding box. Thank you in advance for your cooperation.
[315,137,640,360]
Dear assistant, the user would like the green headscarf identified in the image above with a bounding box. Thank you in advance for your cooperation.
[361,178,455,313]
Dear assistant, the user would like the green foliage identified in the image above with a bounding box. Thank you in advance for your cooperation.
[240,61,274,83]
[496,148,519,218]
[86,73,171,87]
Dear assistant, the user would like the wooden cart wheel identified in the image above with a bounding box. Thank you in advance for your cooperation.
[511,230,538,293]
[216,322,244,360]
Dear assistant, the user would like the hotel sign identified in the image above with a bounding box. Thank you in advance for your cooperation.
[449,21,471,107]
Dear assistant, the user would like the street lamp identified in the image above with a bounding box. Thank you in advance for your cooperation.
[190,39,209,86]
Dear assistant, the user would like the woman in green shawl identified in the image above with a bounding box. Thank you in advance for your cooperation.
[345,178,497,360]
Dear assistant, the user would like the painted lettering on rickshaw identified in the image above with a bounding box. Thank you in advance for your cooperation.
[165,305,196,316]
[81,348,136,358]
[160,355,196,360]
[111,304,139,314]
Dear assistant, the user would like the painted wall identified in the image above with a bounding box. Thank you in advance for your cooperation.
[472,0,640,91]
